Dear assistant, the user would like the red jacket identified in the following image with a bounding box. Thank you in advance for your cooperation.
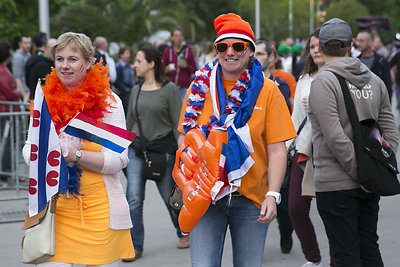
[162,44,197,89]
[0,64,21,112]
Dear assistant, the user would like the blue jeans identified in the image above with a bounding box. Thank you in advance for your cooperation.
[126,147,182,254]
[190,194,269,267]
[316,189,383,267]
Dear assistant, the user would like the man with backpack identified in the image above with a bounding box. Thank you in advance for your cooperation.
[308,18,398,266]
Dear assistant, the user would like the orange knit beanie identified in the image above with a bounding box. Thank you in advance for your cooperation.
[214,13,255,50]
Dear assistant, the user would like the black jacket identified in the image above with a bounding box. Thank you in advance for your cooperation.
[358,51,392,101]
[25,51,54,100]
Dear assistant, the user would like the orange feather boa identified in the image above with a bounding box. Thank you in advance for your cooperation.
[32,62,115,133]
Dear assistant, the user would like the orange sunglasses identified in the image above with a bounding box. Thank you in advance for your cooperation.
[214,41,250,53]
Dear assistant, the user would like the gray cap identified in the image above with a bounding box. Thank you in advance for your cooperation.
[319,18,353,48]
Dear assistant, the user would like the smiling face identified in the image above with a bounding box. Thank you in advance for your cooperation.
[55,45,91,91]
[309,36,324,69]
[217,38,253,80]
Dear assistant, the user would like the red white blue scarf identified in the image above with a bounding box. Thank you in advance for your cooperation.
[182,59,264,200]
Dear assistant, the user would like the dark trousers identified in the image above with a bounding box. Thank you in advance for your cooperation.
[316,189,384,267]
[0,118,11,173]
[288,154,322,263]
[277,185,293,241]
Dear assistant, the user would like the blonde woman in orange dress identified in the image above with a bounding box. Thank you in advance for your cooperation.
[22,32,134,266]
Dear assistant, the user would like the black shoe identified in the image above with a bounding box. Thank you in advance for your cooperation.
[121,252,142,262]
[280,236,293,254]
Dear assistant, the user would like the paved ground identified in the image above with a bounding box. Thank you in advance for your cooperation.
[1,180,400,267]
[1,103,400,267]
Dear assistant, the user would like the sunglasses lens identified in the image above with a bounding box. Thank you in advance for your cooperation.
[232,42,245,52]
[216,43,228,53]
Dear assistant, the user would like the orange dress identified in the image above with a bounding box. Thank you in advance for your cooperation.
[50,141,134,265]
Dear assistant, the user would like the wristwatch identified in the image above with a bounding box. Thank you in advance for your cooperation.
[265,191,281,204]
[75,150,82,163]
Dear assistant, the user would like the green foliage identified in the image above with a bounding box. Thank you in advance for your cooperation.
[359,0,400,43]
[325,0,370,37]
[1,0,398,49]
[0,0,38,42]
[239,0,311,43]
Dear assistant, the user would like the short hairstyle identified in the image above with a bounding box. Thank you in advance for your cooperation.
[33,32,48,48]
[358,31,374,41]
[171,26,184,36]
[321,40,349,57]
[118,46,130,57]
[17,34,31,43]
[0,41,11,62]
[51,32,94,63]
[138,46,165,85]
[93,36,106,49]
[302,28,321,75]
[255,39,273,56]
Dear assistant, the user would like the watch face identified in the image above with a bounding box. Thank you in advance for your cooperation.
[76,150,82,158]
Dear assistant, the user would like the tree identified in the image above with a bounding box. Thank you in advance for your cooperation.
[238,0,311,43]
[359,0,400,44]
[324,0,370,36]
[0,0,18,40]
[0,0,38,44]
[0,0,73,44]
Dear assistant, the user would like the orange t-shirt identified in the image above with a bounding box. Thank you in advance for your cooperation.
[273,69,297,98]
[178,76,296,208]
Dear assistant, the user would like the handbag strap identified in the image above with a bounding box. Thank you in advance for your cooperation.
[297,116,308,135]
[333,73,361,133]
[288,116,308,152]
[134,82,148,152]
[134,81,171,155]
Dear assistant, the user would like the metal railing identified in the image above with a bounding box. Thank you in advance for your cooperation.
[0,101,30,223]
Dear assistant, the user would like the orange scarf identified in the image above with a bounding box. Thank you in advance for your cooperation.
[31,62,115,133]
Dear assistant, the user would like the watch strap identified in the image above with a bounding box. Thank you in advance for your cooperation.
[75,150,82,163]
[265,191,281,204]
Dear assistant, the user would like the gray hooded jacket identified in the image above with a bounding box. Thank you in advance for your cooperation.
[308,57,398,192]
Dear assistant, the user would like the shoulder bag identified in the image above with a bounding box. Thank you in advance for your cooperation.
[22,195,58,264]
[282,116,308,188]
[334,73,400,196]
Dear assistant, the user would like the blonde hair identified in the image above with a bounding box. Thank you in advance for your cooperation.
[51,32,94,63]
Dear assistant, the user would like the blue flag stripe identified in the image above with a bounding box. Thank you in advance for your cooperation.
[65,126,125,153]
[37,100,51,212]
[59,156,68,191]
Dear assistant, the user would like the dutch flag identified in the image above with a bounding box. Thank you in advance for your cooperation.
[64,113,136,154]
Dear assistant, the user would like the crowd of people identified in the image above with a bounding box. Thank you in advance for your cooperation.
[0,12,400,267]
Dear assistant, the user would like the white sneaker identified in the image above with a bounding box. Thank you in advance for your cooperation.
[301,261,324,267]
